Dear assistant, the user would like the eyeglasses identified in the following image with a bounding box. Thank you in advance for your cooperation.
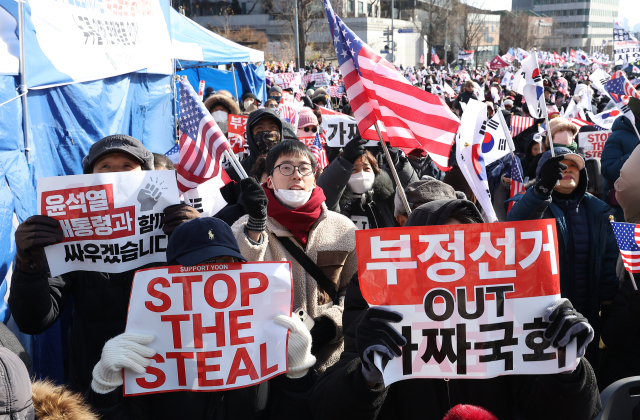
[303,126,318,133]
[271,163,314,177]
[268,105,278,109]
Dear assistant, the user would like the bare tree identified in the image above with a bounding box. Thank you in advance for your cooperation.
[499,12,536,53]
[413,0,454,65]
[452,0,487,52]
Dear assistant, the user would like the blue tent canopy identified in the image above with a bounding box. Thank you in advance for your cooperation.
[170,8,264,67]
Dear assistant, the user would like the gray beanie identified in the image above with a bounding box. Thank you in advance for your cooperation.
[269,86,283,94]
[82,134,154,174]
[394,178,459,217]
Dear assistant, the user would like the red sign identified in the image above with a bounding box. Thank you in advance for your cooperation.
[356,219,560,306]
[227,114,248,154]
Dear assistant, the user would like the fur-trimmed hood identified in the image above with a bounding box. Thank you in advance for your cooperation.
[31,380,98,420]
[339,170,395,209]
[204,94,241,116]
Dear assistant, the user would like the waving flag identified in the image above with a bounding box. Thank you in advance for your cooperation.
[456,99,497,222]
[570,49,577,62]
[324,0,460,170]
[165,144,179,165]
[611,221,640,273]
[431,48,440,65]
[503,48,516,63]
[177,79,231,193]
[520,54,544,118]
[588,109,622,130]
[510,116,535,137]
[554,52,565,66]
[555,77,570,97]
[508,153,525,212]
[604,71,640,123]
[517,48,529,62]
[576,50,592,65]
[488,55,509,70]
[310,133,329,169]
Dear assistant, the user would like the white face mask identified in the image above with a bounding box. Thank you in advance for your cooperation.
[212,110,228,122]
[348,171,375,194]
[270,177,313,209]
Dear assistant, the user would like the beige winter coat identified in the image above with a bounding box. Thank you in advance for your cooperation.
[232,203,358,372]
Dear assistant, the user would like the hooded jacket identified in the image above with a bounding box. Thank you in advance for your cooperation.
[219,109,284,207]
[507,149,620,366]
[32,380,98,420]
[338,170,397,229]
[309,199,602,420]
[601,115,640,220]
[232,202,358,372]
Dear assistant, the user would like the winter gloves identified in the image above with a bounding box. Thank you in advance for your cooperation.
[341,135,367,164]
[310,316,337,355]
[241,178,269,233]
[356,307,407,384]
[378,142,400,166]
[274,315,316,378]
[162,204,201,235]
[91,333,156,394]
[14,215,63,274]
[535,155,567,195]
[543,298,594,358]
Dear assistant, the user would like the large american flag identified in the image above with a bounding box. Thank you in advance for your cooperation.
[611,221,640,273]
[177,79,231,193]
[510,116,535,137]
[323,0,459,170]
[310,133,328,169]
[508,153,525,212]
[604,71,640,104]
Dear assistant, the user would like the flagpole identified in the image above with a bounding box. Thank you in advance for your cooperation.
[373,122,412,216]
[540,96,555,157]
[224,149,248,179]
[610,215,638,291]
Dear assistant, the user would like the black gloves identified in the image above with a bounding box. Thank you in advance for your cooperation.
[543,298,594,358]
[356,307,406,384]
[241,178,268,233]
[341,135,367,164]
[310,316,337,355]
[378,142,400,166]
[535,155,566,195]
[162,204,200,235]
[14,215,63,274]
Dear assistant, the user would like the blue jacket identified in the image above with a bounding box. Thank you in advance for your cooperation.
[601,116,640,217]
[507,172,619,365]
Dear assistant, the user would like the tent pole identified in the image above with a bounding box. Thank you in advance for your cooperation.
[18,0,30,164]
[230,63,239,102]
[172,59,179,144]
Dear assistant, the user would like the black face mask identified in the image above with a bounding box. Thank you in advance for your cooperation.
[268,95,281,104]
[253,130,281,154]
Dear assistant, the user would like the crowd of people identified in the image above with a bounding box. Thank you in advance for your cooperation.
[4,59,640,419]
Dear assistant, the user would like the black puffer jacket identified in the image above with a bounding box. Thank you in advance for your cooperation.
[9,263,160,392]
[338,170,397,229]
[310,273,602,420]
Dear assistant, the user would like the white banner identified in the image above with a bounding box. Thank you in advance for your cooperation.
[16,0,173,87]
[614,21,640,66]
[274,72,302,92]
[123,262,292,395]
[458,50,475,61]
[323,111,359,147]
[38,171,180,276]
[578,130,612,160]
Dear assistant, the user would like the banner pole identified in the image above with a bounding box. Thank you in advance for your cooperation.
[224,149,248,180]
[18,0,30,164]
[231,63,240,102]
[540,96,555,157]
[373,122,412,216]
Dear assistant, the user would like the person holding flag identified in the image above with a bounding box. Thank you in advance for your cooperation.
[507,147,620,368]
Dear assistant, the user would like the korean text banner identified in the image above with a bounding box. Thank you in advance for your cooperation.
[123,262,292,395]
[38,171,180,276]
[355,220,577,384]
[0,0,172,88]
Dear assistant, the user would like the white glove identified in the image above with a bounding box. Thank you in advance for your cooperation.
[274,314,316,379]
[91,333,156,394]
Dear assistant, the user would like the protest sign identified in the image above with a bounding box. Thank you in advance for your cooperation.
[182,176,228,219]
[356,220,577,385]
[578,130,612,160]
[123,262,292,395]
[274,73,302,92]
[38,171,180,276]
[227,114,248,155]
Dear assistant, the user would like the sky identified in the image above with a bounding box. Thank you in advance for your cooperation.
[481,0,640,29]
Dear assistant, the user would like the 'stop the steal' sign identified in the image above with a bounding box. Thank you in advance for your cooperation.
[38,171,180,276]
[356,219,577,385]
[123,262,292,395]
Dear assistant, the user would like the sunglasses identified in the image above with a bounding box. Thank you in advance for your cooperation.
[303,126,318,133]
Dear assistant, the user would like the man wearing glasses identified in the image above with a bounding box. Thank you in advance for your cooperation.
[232,140,358,374]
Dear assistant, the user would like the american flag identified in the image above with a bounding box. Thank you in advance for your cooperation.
[310,133,328,169]
[510,116,535,137]
[503,48,515,63]
[431,47,440,65]
[177,79,231,193]
[604,71,640,104]
[611,221,640,273]
[295,91,304,101]
[323,0,459,170]
[508,153,525,212]
[555,77,570,97]
[165,143,179,164]
[328,85,344,98]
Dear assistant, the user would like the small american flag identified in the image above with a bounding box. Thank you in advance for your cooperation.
[310,133,328,169]
[611,221,640,273]
[177,79,230,193]
[510,116,535,137]
[508,153,525,212]
[568,117,593,128]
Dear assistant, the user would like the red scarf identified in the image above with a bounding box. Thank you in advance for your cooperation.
[263,185,326,246]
